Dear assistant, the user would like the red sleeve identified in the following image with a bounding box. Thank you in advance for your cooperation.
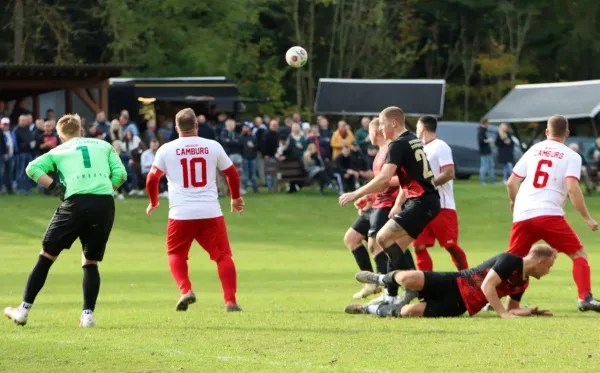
[145,166,164,207]
[222,165,241,199]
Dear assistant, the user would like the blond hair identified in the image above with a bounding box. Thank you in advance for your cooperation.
[109,119,122,141]
[369,118,380,129]
[380,106,405,126]
[303,143,317,162]
[528,244,557,259]
[56,114,82,138]
[176,108,197,133]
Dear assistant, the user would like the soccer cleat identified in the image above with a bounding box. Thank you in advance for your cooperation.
[365,293,387,306]
[355,271,381,285]
[578,293,600,312]
[79,313,96,328]
[4,307,27,326]
[352,283,381,299]
[344,303,368,315]
[225,303,242,312]
[175,292,197,312]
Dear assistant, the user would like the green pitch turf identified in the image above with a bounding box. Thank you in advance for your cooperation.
[1,182,600,372]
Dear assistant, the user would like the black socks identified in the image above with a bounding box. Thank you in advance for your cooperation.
[82,264,101,311]
[374,251,389,274]
[23,255,54,304]
[352,245,373,272]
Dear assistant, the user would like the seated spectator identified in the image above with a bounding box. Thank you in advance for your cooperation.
[108,119,123,142]
[143,119,159,146]
[86,125,107,141]
[289,122,308,159]
[349,141,372,181]
[112,140,136,200]
[120,110,139,136]
[276,136,302,193]
[365,144,378,170]
[93,111,110,135]
[335,145,360,191]
[302,143,331,195]
[121,130,145,194]
[141,139,167,197]
[330,121,355,159]
[569,142,595,195]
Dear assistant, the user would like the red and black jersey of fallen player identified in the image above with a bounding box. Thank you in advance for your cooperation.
[385,131,437,199]
[456,253,529,316]
[372,147,399,208]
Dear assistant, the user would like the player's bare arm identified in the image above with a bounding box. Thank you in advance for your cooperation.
[388,189,406,218]
[481,269,517,318]
[339,163,397,206]
[506,173,522,211]
[433,164,455,187]
[566,178,598,231]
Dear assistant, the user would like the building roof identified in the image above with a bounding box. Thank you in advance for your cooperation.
[0,63,140,80]
[483,80,600,123]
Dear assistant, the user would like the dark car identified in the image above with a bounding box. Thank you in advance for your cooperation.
[435,121,524,180]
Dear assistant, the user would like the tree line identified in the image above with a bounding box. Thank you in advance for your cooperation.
[2,0,600,122]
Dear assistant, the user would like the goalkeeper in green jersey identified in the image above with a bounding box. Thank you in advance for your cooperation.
[4,113,127,328]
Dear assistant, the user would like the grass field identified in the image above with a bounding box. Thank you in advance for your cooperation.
[1,181,600,373]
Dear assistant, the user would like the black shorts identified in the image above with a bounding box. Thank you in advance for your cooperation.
[391,193,440,239]
[42,194,115,261]
[350,207,391,238]
[420,271,467,317]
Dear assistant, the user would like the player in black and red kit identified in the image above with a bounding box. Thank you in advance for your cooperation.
[345,118,415,303]
[340,106,438,304]
[345,244,556,318]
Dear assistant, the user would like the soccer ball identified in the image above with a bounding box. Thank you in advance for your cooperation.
[286,46,308,68]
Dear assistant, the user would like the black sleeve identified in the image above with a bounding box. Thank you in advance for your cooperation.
[385,140,404,166]
[477,128,487,147]
[491,254,523,280]
[509,290,525,302]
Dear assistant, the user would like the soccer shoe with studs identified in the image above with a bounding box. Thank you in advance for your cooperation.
[578,293,600,312]
[79,313,96,328]
[352,283,381,299]
[355,271,382,285]
[175,292,197,312]
[344,303,368,315]
[4,306,28,326]
[225,303,242,312]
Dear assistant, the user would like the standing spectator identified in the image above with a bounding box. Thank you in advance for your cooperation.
[334,145,360,191]
[354,117,371,154]
[240,124,259,193]
[215,112,228,139]
[495,123,515,183]
[143,119,159,146]
[108,119,123,142]
[1,118,15,194]
[569,143,595,195]
[279,117,294,138]
[9,100,31,127]
[289,122,308,159]
[318,116,332,161]
[122,130,144,194]
[292,112,302,124]
[349,141,371,182]
[120,110,139,137]
[260,120,280,192]
[307,125,321,155]
[93,111,110,135]
[14,115,35,193]
[0,102,7,118]
[365,145,378,170]
[111,140,132,200]
[587,137,600,165]
[86,125,107,141]
[35,121,59,156]
[44,108,55,122]
[197,115,215,140]
[141,139,163,190]
[331,121,355,159]
[220,119,243,165]
[252,116,268,186]
[302,143,331,195]
[478,118,495,184]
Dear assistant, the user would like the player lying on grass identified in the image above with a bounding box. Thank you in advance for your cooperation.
[5,114,127,327]
[344,244,556,319]
[345,118,416,302]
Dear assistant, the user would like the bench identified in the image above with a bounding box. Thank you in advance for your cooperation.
[264,159,310,192]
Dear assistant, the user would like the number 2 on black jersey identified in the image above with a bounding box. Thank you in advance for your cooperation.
[409,139,434,180]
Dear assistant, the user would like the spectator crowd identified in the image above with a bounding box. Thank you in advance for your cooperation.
[0,100,382,199]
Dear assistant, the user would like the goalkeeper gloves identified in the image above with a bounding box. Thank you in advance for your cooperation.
[48,180,66,201]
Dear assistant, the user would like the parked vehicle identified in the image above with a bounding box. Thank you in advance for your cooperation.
[435,121,524,180]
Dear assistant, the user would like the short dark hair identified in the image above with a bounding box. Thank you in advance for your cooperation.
[418,116,437,132]
[547,115,569,137]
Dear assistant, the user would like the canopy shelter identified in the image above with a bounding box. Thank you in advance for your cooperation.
[314,78,446,117]
[109,77,268,123]
[0,63,138,119]
[483,80,600,139]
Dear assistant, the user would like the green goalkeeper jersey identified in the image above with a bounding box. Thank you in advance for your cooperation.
[26,137,127,199]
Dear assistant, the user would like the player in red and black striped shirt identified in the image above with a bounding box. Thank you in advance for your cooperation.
[340,106,439,306]
[345,244,556,318]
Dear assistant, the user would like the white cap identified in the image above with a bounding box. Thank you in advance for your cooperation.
[301,122,311,131]
[0,117,9,124]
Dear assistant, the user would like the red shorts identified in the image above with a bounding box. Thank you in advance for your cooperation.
[166,216,232,261]
[507,215,582,256]
[412,209,459,248]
